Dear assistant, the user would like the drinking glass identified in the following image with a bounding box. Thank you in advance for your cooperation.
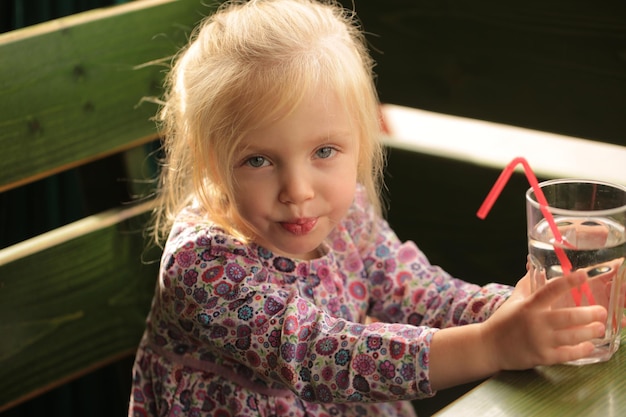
[527,179,626,365]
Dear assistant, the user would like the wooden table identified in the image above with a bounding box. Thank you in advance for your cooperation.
[435,332,626,416]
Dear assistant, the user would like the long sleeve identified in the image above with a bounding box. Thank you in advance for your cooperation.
[337,188,512,330]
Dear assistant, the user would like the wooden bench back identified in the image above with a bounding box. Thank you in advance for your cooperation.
[0,0,211,411]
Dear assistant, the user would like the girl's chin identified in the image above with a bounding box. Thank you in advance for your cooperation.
[250,227,326,260]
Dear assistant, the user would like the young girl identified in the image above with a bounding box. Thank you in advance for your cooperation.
[129,0,607,415]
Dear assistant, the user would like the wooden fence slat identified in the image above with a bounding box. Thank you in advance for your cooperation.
[0,204,160,411]
[0,0,208,192]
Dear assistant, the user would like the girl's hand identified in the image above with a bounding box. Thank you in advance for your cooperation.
[481,270,607,371]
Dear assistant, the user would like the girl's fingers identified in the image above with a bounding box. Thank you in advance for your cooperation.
[547,305,607,330]
[552,342,597,364]
[531,270,588,308]
[551,322,606,347]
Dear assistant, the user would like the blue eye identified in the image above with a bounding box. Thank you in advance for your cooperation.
[246,156,268,168]
[316,146,335,159]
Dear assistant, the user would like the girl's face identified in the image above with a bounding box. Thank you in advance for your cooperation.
[232,88,359,260]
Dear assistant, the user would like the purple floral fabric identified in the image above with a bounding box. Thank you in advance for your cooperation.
[129,187,512,417]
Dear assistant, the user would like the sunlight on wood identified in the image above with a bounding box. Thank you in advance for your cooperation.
[381,104,626,186]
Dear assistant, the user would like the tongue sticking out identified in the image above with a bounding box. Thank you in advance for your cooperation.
[281,219,317,235]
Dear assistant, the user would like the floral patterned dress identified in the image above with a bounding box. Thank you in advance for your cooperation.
[129,187,512,417]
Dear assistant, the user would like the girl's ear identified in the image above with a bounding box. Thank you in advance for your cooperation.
[378,105,391,136]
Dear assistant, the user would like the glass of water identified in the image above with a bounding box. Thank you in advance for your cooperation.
[527,178,626,365]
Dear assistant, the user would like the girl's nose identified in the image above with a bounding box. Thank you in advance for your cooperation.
[278,166,314,204]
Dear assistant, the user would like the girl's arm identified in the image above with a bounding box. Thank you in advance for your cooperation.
[342,187,513,330]
[429,270,607,390]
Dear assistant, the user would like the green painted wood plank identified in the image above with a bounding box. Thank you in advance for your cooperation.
[0,0,211,192]
[0,203,161,411]
[435,332,626,416]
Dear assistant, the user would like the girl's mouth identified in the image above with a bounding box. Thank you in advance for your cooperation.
[280,218,317,235]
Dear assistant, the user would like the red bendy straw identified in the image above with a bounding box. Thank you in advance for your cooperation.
[476,156,595,306]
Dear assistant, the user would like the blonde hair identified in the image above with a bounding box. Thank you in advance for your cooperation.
[151,0,384,246]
